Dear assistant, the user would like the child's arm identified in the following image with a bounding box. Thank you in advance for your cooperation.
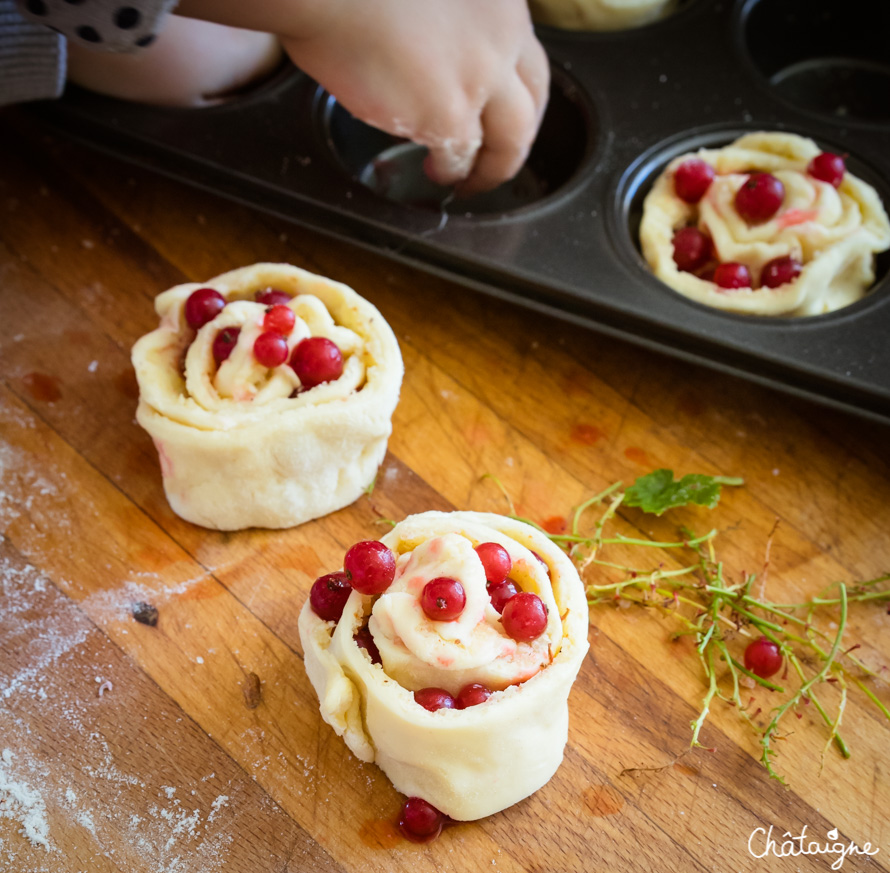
[177,0,550,195]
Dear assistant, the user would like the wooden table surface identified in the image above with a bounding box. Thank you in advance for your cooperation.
[0,108,888,873]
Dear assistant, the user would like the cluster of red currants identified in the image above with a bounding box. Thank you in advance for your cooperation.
[308,537,556,842]
[183,286,343,388]
[309,539,550,653]
[670,151,846,290]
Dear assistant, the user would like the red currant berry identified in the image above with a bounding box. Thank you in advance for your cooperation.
[672,227,711,273]
[761,255,802,288]
[253,331,289,368]
[455,683,492,709]
[420,577,466,622]
[290,337,344,389]
[185,288,226,329]
[255,287,292,306]
[734,173,785,223]
[212,327,240,365]
[673,158,715,204]
[488,580,520,614]
[744,637,783,678]
[398,797,445,843]
[414,687,456,712]
[263,304,296,336]
[309,571,352,622]
[344,541,396,595]
[807,152,845,188]
[501,592,548,642]
[713,262,752,289]
[354,626,381,664]
[475,542,512,585]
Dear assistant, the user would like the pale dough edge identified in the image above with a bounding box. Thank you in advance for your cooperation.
[131,263,404,530]
[299,511,590,821]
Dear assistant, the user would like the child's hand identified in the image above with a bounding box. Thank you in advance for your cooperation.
[281,0,549,194]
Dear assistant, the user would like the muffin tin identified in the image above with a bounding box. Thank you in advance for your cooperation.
[35,0,890,422]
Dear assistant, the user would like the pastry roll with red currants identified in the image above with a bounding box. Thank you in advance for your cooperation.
[640,132,890,316]
[298,511,590,833]
[529,0,677,31]
[131,263,403,530]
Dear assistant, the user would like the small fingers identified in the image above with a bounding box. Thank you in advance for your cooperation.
[516,37,551,129]
[423,135,483,188]
[456,76,539,196]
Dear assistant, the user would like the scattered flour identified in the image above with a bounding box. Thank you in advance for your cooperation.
[207,796,228,823]
[0,545,240,872]
[0,406,282,872]
[0,750,51,850]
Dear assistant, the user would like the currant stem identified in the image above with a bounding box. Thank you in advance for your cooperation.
[691,645,718,750]
[760,585,849,779]
[571,481,624,536]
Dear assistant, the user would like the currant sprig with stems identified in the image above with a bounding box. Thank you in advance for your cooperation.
[483,469,890,783]
[579,479,888,782]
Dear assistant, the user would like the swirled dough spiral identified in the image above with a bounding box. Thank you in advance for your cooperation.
[298,511,590,821]
[529,0,676,30]
[640,132,890,316]
[131,263,403,530]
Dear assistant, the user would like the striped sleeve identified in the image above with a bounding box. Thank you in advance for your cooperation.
[0,0,65,105]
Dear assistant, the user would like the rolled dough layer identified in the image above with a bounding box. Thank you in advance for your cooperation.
[640,132,890,316]
[298,511,590,821]
[131,263,403,530]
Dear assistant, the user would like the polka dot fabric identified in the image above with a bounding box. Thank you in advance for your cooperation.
[15,0,177,51]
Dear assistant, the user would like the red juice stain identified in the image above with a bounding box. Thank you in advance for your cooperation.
[115,369,139,400]
[153,439,174,478]
[63,328,91,346]
[624,446,651,466]
[178,576,223,602]
[570,423,606,445]
[670,632,696,660]
[562,367,590,398]
[583,786,625,817]
[22,372,61,403]
[465,423,490,446]
[778,208,818,228]
[132,547,175,574]
[274,544,323,576]
[542,515,568,535]
[678,394,705,417]
[359,818,402,849]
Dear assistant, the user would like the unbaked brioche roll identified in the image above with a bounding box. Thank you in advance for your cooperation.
[298,511,590,821]
[131,263,403,530]
[640,132,890,316]
[529,0,676,30]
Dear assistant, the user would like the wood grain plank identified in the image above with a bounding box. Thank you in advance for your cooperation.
[0,387,537,872]
[0,539,335,873]
[1,111,888,873]
[12,123,888,778]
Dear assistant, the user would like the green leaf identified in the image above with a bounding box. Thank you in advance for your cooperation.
[624,469,743,516]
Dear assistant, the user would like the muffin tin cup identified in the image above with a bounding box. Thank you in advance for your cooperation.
[34,0,890,422]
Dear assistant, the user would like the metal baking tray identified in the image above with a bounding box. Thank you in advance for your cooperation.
[33,0,890,422]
